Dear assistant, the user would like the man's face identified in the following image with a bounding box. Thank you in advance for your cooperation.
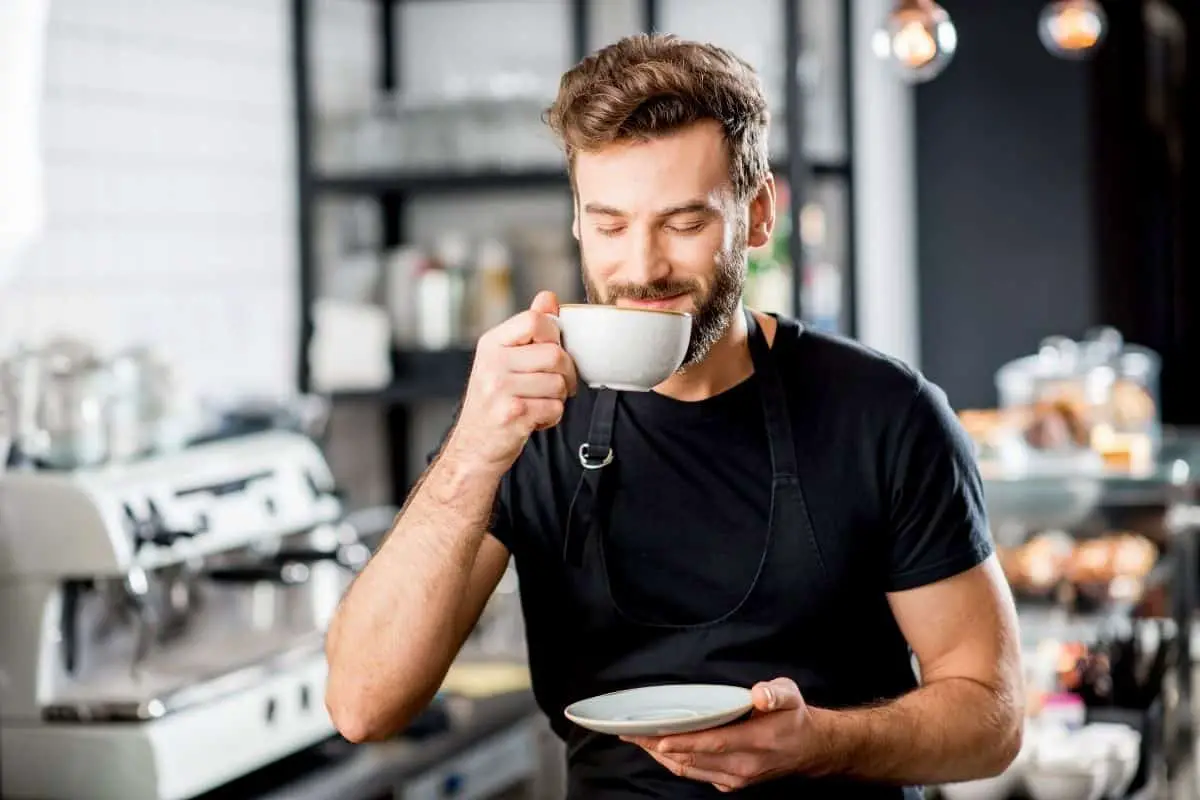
[571,120,774,367]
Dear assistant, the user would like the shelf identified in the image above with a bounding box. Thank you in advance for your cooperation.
[314,167,570,196]
[797,159,853,178]
[311,159,850,197]
[331,380,465,405]
[330,346,474,405]
[980,434,1200,533]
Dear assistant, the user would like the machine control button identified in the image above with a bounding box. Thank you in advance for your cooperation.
[441,774,464,796]
[299,684,311,711]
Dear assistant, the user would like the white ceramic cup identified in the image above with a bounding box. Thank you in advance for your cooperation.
[553,304,692,391]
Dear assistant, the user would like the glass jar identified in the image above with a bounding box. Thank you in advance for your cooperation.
[36,348,111,469]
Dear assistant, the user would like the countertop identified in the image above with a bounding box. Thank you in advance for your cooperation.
[192,689,541,800]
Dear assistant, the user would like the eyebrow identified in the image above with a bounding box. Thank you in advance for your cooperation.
[582,200,717,218]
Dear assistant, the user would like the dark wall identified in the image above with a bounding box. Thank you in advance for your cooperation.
[915,0,1098,409]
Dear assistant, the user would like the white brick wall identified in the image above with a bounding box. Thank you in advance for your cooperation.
[0,0,298,401]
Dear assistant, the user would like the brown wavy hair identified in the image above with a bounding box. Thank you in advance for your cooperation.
[545,33,771,201]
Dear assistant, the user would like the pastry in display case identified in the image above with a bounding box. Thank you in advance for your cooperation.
[950,333,1200,799]
[998,531,1161,610]
[976,328,1161,475]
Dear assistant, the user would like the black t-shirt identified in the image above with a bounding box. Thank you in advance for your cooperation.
[476,317,990,588]
[429,316,992,790]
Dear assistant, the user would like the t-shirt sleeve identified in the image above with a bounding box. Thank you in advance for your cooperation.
[424,411,519,555]
[884,378,994,592]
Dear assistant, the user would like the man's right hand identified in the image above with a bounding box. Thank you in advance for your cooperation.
[446,290,578,476]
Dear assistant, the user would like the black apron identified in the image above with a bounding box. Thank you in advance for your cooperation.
[555,309,918,799]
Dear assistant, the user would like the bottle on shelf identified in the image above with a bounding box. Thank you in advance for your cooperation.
[471,238,516,338]
[384,245,427,348]
[414,234,469,351]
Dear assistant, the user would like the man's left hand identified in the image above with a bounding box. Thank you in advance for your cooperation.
[621,678,819,792]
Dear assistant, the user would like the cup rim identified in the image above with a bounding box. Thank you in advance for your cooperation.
[559,303,692,319]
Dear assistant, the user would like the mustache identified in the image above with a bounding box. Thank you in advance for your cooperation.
[605,279,701,302]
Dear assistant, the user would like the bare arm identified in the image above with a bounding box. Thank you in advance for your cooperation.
[323,456,512,742]
[805,557,1025,783]
[324,291,575,742]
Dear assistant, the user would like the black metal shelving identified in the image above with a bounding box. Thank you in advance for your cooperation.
[289,0,856,497]
[315,167,571,196]
[332,346,476,404]
[315,159,849,199]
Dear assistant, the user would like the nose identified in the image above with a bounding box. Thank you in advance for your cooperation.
[624,224,670,285]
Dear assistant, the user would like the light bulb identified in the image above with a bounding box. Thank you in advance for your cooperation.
[1039,0,1107,59]
[872,1,958,83]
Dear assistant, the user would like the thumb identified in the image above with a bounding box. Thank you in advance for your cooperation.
[751,678,802,713]
[530,290,560,316]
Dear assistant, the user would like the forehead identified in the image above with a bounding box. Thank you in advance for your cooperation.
[572,120,732,210]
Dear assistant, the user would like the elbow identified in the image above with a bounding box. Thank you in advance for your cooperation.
[988,717,1025,776]
[325,666,413,744]
[325,667,436,744]
[325,685,396,744]
[323,628,400,743]
[980,694,1026,778]
[327,709,390,744]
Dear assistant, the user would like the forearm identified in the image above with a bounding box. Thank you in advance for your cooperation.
[324,444,501,740]
[804,677,1023,785]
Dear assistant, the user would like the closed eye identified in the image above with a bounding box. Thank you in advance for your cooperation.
[596,225,626,238]
[666,221,707,235]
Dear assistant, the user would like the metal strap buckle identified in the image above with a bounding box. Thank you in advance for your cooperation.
[578,443,614,470]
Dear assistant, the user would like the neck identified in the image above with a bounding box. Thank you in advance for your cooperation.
[654,305,758,402]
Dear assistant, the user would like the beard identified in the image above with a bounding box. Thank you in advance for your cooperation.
[581,230,747,369]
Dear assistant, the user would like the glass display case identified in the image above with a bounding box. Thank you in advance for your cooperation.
[949,328,1199,798]
[935,425,1200,799]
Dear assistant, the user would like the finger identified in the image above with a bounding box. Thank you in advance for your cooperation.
[507,372,570,400]
[491,310,562,347]
[752,678,801,713]
[652,729,735,755]
[642,749,734,787]
[529,289,560,316]
[506,342,576,392]
[524,398,565,431]
[506,344,577,397]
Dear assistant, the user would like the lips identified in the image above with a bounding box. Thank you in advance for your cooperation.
[617,294,689,311]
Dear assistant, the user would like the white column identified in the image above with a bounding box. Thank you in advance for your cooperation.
[850,0,920,368]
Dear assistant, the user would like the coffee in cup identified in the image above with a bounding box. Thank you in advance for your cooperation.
[554,304,692,391]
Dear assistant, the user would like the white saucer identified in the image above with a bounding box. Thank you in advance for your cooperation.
[564,684,754,736]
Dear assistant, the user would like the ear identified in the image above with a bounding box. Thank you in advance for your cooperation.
[747,175,777,249]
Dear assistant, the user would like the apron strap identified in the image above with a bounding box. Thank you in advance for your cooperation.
[564,388,618,565]
[744,308,799,481]
[564,308,797,565]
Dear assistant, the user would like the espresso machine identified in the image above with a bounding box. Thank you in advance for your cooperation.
[0,428,363,799]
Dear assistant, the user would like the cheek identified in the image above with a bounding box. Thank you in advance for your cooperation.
[580,234,623,280]
[665,229,727,273]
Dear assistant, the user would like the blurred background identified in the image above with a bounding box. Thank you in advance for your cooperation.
[0,1,1198,799]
